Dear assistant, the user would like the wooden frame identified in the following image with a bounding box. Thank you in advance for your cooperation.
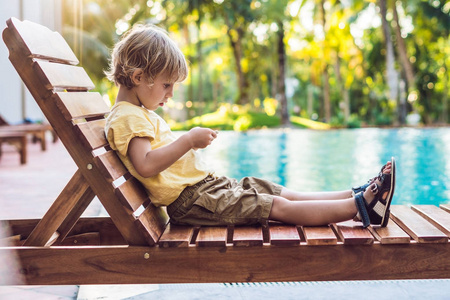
[1,18,449,286]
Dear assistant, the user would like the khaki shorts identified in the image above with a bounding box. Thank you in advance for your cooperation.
[167,176,282,226]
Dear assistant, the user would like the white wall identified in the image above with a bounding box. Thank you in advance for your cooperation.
[0,0,61,124]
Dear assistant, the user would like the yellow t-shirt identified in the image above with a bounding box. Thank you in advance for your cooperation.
[105,101,212,206]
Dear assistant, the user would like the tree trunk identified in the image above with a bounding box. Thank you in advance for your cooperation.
[196,15,203,114]
[392,1,414,124]
[443,63,449,123]
[277,21,289,125]
[392,2,415,92]
[227,28,249,105]
[271,62,277,99]
[223,13,249,105]
[322,69,331,122]
[398,78,407,124]
[335,55,350,122]
[307,85,314,117]
[183,23,194,118]
[378,0,399,102]
[319,0,331,122]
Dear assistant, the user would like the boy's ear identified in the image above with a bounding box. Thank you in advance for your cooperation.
[131,69,144,85]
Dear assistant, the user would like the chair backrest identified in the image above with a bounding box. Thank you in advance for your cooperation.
[3,17,168,246]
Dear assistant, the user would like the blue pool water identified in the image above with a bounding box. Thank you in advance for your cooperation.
[199,127,450,206]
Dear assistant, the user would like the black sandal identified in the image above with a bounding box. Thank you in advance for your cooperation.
[354,157,396,227]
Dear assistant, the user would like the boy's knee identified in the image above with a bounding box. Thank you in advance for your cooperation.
[269,196,288,220]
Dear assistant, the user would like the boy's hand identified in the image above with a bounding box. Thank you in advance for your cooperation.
[186,127,218,149]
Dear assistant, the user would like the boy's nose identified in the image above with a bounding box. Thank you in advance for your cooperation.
[166,86,174,97]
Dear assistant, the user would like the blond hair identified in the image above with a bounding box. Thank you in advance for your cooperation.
[106,24,188,89]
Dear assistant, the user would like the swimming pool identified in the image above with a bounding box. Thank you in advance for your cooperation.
[198,127,450,206]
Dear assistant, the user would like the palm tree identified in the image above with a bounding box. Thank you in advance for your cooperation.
[318,0,332,123]
[259,0,292,125]
[378,0,400,115]
[212,0,254,105]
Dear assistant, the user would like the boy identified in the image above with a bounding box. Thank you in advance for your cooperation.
[105,24,395,228]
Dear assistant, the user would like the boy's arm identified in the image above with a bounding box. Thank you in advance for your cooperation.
[128,127,217,178]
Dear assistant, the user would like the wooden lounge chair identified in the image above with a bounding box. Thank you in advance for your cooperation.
[0,115,56,151]
[0,18,449,285]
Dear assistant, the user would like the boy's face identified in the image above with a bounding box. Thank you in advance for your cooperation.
[134,71,174,111]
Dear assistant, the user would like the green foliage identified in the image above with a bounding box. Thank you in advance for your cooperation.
[63,0,449,127]
[346,114,362,129]
[171,104,280,131]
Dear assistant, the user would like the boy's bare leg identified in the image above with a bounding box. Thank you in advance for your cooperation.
[280,161,392,202]
[280,189,352,201]
[269,185,377,226]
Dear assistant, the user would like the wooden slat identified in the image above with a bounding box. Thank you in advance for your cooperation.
[7,17,78,65]
[261,221,270,243]
[269,224,301,246]
[55,92,109,121]
[158,224,194,248]
[232,226,263,247]
[391,205,448,243]
[333,221,374,245]
[115,177,149,211]
[411,205,450,238]
[303,226,338,245]
[75,119,108,150]
[196,227,227,247]
[35,60,94,91]
[136,204,168,246]
[440,204,450,213]
[368,219,411,244]
[94,150,128,182]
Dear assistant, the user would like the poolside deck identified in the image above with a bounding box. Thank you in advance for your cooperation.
[1,137,450,299]
[0,137,102,220]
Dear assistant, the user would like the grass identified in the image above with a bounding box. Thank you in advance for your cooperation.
[170,104,331,131]
[290,116,331,130]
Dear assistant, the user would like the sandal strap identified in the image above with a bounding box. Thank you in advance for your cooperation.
[352,182,371,196]
[354,192,370,228]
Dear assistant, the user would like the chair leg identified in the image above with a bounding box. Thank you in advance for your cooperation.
[19,135,27,164]
[39,131,46,151]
